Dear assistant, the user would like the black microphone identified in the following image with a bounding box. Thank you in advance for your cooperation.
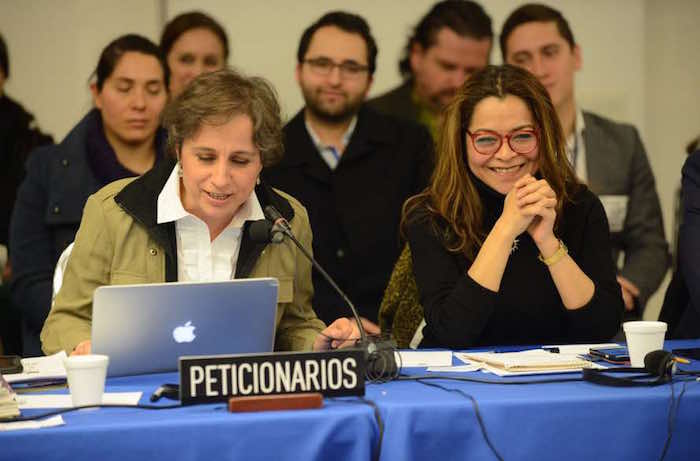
[262,206,367,344]
[260,205,398,381]
[264,205,293,234]
[248,219,284,244]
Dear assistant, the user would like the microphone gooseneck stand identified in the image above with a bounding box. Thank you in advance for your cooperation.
[250,207,399,381]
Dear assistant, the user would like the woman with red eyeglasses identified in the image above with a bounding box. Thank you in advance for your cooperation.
[401,65,623,349]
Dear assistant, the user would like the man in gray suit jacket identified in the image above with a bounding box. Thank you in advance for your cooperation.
[500,4,669,316]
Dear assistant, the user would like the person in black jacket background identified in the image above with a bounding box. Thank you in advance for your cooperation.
[263,12,433,326]
[660,149,700,339]
[0,32,53,355]
[9,34,168,356]
[0,33,53,256]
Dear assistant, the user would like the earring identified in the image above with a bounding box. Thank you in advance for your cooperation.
[177,162,183,178]
[256,177,261,185]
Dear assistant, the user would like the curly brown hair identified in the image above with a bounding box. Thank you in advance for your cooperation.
[402,64,579,258]
[161,68,283,167]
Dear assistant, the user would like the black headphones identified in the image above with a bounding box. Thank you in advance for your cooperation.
[582,350,676,387]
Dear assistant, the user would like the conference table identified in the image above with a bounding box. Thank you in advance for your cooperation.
[4,340,700,461]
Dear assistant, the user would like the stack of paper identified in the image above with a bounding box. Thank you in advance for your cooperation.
[458,349,594,375]
[5,351,67,386]
[0,373,20,419]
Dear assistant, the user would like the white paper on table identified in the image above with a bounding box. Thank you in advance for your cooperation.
[17,392,142,409]
[0,415,65,431]
[456,349,593,373]
[454,343,621,370]
[478,361,607,377]
[5,351,68,384]
[396,351,453,367]
[426,364,482,373]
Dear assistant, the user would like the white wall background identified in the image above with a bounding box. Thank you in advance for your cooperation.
[2,0,699,318]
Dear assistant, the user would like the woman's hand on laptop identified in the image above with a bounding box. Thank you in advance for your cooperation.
[313,317,380,351]
[71,340,92,356]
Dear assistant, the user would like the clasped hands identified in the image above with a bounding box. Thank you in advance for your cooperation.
[499,174,559,254]
[498,175,640,309]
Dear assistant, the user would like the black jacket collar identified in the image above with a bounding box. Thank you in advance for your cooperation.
[114,157,295,281]
[47,109,167,225]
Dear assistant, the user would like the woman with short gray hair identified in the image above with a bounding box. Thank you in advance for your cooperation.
[41,69,371,356]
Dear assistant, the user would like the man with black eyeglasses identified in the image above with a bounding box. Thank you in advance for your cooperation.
[263,11,433,326]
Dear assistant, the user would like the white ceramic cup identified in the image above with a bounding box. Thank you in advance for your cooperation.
[623,321,667,367]
[63,354,109,407]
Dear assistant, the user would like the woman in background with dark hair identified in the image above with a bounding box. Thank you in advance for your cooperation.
[10,34,168,356]
[404,64,623,349]
[160,11,229,97]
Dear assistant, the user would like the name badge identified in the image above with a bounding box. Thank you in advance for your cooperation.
[599,195,628,233]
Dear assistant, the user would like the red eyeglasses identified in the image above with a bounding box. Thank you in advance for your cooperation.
[466,128,539,155]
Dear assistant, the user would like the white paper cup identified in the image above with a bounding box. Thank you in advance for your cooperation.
[623,321,667,367]
[63,354,109,407]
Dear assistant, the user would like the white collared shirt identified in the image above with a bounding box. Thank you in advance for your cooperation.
[566,108,587,182]
[304,116,357,170]
[156,164,264,282]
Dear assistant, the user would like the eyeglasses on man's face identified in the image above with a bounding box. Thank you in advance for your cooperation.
[303,57,369,79]
[466,128,539,156]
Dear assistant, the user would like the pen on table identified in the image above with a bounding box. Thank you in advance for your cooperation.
[13,379,67,389]
[493,346,560,353]
[494,345,537,353]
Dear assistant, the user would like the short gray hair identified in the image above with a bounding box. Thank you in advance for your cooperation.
[162,68,283,166]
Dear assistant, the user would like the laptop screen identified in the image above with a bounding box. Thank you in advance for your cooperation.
[92,278,278,377]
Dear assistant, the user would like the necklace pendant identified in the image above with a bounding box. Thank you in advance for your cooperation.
[510,238,519,254]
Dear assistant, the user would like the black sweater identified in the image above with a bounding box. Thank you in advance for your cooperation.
[407,177,624,349]
[0,94,53,245]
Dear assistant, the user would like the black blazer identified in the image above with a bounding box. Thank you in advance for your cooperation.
[262,105,433,324]
[660,150,700,339]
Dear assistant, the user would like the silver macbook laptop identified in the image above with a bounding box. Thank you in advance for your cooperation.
[92,278,278,377]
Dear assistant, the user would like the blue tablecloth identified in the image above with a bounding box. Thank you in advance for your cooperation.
[4,340,700,461]
[4,373,378,461]
[370,369,699,460]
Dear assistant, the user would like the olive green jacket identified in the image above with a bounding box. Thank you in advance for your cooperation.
[41,160,325,355]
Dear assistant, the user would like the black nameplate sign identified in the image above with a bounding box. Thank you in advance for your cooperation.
[178,349,366,405]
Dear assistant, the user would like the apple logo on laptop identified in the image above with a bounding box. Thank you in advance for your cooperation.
[173,321,196,343]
